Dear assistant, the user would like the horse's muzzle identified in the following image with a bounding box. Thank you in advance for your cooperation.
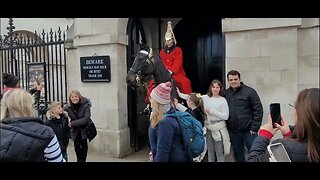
[126,70,137,85]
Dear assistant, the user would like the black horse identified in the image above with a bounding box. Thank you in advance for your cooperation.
[126,45,179,102]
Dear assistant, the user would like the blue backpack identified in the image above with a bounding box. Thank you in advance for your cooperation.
[165,110,205,159]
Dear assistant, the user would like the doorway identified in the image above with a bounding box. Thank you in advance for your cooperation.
[126,18,225,151]
[175,18,225,94]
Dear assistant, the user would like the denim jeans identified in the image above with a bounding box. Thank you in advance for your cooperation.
[229,131,257,162]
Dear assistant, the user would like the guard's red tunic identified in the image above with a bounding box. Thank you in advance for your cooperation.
[159,46,192,94]
[145,46,192,103]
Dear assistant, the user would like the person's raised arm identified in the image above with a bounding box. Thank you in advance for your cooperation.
[176,87,189,100]
[173,98,187,112]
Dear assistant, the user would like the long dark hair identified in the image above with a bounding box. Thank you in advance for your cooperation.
[291,88,320,162]
[207,79,225,97]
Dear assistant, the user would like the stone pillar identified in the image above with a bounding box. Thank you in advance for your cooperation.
[65,18,131,158]
[297,18,319,91]
[222,18,311,132]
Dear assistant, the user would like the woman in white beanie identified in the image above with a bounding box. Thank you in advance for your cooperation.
[148,81,191,162]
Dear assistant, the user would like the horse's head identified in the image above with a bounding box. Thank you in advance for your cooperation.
[126,46,155,87]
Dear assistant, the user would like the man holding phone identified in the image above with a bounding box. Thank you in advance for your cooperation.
[225,70,263,162]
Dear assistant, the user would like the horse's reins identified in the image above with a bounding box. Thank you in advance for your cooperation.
[134,49,155,85]
[130,48,178,103]
[132,48,175,96]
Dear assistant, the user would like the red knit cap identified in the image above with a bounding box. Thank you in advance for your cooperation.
[150,81,172,104]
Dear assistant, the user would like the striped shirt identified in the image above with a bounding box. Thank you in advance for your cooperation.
[44,135,65,162]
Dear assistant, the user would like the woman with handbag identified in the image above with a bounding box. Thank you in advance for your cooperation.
[64,90,92,162]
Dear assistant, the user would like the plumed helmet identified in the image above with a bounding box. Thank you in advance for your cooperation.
[164,21,177,44]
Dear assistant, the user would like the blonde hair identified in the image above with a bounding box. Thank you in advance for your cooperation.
[46,101,62,120]
[1,89,36,121]
[68,90,83,105]
[150,101,164,128]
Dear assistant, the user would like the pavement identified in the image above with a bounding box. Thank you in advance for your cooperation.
[67,145,149,162]
[67,144,238,162]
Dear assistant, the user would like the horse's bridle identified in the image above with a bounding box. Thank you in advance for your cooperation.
[131,48,155,85]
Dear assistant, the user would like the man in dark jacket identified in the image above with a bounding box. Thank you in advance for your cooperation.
[224,70,263,162]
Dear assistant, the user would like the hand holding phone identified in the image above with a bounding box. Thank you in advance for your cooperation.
[267,143,291,162]
[270,103,281,128]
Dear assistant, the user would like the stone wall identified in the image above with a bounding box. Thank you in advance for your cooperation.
[297,18,319,91]
[222,18,319,138]
[66,18,131,158]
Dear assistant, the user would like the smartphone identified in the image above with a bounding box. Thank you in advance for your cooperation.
[267,143,291,162]
[270,103,281,128]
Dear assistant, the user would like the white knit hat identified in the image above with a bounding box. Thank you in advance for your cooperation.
[150,81,172,104]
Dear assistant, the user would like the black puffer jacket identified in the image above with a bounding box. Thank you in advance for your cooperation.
[45,112,70,152]
[186,108,205,127]
[225,82,263,133]
[0,117,55,162]
[63,97,92,141]
[247,136,309,162]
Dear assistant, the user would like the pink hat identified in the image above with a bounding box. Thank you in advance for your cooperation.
[150,81,172,104]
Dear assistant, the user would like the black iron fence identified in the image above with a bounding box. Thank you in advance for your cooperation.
[0,19,68,120]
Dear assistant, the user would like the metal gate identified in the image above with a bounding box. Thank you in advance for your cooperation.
[0,18,68,120]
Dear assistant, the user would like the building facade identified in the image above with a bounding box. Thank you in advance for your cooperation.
[1,18,319,158]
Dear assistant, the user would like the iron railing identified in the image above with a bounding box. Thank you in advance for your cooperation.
[0,18,68,120]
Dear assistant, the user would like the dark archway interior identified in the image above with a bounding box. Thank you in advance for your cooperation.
[126,18,225,152]
[174,18,224,94]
